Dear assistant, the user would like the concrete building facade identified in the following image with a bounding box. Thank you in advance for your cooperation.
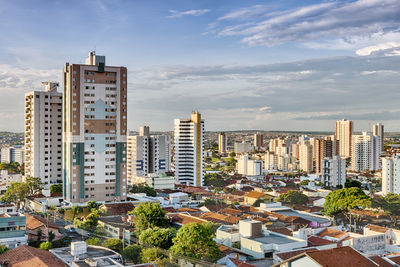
[174,112,204,187]
[62,52,127,203]
[351,132,381,172]
[299,142,313,173]
[25,82,62,186]
[382,154,400,195]
[126,126,171,185]
[335,119,353,158]
[218,132,227,153]
[322,156,346,188]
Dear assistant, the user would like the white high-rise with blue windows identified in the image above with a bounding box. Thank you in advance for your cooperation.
[127,126,171,185]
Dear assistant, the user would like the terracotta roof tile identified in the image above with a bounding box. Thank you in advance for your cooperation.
[220,208,242,216]
[366,224,390,233]
[229,258,257,267]
[305,246,377,267]
[0,245,68,267]
[244,191,265,199]
[317,228,348,240]
[307,236,338,247]
[276,248,317,261]
[369,256,395,267]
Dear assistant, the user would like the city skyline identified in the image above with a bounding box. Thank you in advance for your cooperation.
[1,0,400,131]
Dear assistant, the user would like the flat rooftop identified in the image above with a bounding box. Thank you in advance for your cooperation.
[249,232,299,245]
[51,246,120,265]
[275,210,330,224]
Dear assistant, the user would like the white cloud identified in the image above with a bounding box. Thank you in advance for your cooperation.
[356,42,400,56]
[214,0,400,50]
[167,9,210,19]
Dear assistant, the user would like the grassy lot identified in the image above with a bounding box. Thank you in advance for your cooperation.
[64,207,90,222]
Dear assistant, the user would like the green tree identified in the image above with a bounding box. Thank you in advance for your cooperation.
[300,180,309,186]
[87,201,101,212]
[74,211,100,231]
[140,247,168,266]
[345,179,362,189]
[170,222,221,262]
[122,244,141,263]
[129,203,167,234]
[229,152,236,158]
[50,184,62,194]
[139,227,177,249]
[71,206,83,221]
[372,193,400,228]
[0,245,8,254]
[253,198,263,207]
[323,187,371,229]
[25,176,43,195]
[1,182,29,208]
[86,237,100,246]
[276,190,309,205]
[102,238,123,253]
[36,228,42,241]
[39,241,52,250]
[48,230,55,242]
[203,173,226,187]
[130,185,157,197]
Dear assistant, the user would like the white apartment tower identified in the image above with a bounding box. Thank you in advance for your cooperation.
[218,132,227,153]
[299,141,313,173]
[351,132,381,172]
[382,154,400,195]
[62,52,127,203]
[127,126,171,185]
[322,156,346,188]
[373,123,384,153]
[25,82,62,187]
[335,119,353,158]
[237,155,263,176]
[174,112,204,187]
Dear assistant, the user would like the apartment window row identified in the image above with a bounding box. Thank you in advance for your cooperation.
[85,86,95,90]
[85,71,95,75]
[105,72,117,77]
[106,80,116,84]
[105,179,116,183]
[84,100,95,104]
[105,136,116,140]
[105,94,117,98]
[105,101,116,105]
[105,115,116,119]
[106,87,116,91]
[105,186,115,190]
[105,151,116,155]
[105,108,116,112]
[84,93,95,97]
[85,108,96,112]
[85,115,95,119]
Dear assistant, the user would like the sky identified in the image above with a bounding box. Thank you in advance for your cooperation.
[1,0,400,132]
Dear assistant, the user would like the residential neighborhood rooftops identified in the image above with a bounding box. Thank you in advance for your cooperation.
[0,245,68,267]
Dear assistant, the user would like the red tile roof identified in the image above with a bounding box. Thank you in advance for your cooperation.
[244,191,265,199]
[229,258,257,267]
[307,236,338,247]
[101,202,135,215]
[0,245,68,267]
[369,256,395,267]
[276,248,317,261]
[317,228,348,240]
[306,246,376,267]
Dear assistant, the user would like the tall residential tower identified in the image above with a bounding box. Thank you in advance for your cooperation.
[335,119,353,158]
[25,82,62,187]
[62,52,127,203]
[218,132,227,153]
[174,112,204,187]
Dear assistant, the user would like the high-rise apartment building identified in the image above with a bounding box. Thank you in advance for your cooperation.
[335,119,353,158]
[62,52,127,203]
[254,133,263,149]
[299,141,313,173]
[174,112,204,186]
[127,126,171,185]
[1,146,25,165]
[218,132,227,153]
[382,154,400,195]
[25,82,62,186]
[351,132,381,172]
[237,155,263,176]
[373,123,384,153]
[314,138,333,174]
[322,156,346,188]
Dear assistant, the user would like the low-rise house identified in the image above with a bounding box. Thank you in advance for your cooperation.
[98,216,134,244]
[0,245,68,267]
[100,202,135,216]
[25,214,64,242]
[0,213,28,248]
[216,220,307,260]
[24,194,63,213]
[0,203,16,214]
[50,241,126,266]
[244,191,273,205]
[272,246,378,267]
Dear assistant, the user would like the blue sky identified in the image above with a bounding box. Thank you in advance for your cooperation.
[1,0,400,132]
